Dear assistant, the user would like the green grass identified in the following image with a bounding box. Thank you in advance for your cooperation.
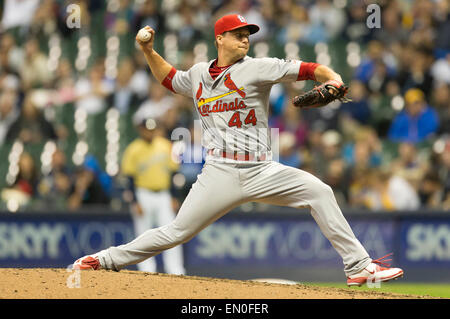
[303,282,450,299]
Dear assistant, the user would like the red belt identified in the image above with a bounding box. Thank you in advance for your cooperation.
[207,149,267,161]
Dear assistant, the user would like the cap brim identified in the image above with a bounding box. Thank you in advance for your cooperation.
[247,24,260,34]
[228,24,260,35]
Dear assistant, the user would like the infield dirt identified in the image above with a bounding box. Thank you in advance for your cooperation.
[0,268,433,299]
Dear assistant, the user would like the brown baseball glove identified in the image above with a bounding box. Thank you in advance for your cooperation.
[292,80,350,108]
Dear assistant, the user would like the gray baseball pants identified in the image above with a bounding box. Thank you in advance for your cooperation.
[97,160,371,276]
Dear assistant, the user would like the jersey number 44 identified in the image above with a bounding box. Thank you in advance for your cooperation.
[228,109,257,128]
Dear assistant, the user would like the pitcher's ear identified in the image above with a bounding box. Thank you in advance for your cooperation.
[216,33,226,45]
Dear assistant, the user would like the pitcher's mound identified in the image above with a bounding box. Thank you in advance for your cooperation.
[0,268,427,299]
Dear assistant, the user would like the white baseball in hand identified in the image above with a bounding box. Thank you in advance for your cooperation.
[137,28,152,42]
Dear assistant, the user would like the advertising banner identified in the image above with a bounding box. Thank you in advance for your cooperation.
[185,216,395,267]
[399,219,450,267]
[0,214,135,268]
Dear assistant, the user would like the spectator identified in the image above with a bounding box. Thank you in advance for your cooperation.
[271,100,308,148]
[390,142,429,190]
[397,46,435,99]
[52,58,77,105]
[272,0,295,28]
[0,72,21,92]
[83,154,113,199]
[342,126,382,168]
[67,165,110,211]
[20,38,53,90]
[105,0,135,36]
[383,169,421,211]
[177,124,205,199]
[278,4,312,45]
[0,151,39,210]
[0,32,24,74]
[133,0,166,35]
[354,40,396,87]
[302,121,326,174]
[31,0,58,40]
[170,93,196,130]
[436,139,450,210]
[367,59,398,95]
[408,0,436,50]
[324,158,350,207]
[105,0,136,58]
[37,147,73,209]
[392,41,416,88]
[0,0,40,34]
[373,2,409,46]
[54,0,91,62]
[0,90,20,145]
[343,0,373,43]
[13,151,39,198]
[348,167,374,210]
[340,80,371,125]
[388,88,439,143]
[164,1,204,50]
[133,80,176,128]
[6,92,58,144]
[268,83,288,118]
[434,0,450,57]
[345,129,384,209]
[46,58,78,144]
[300,98,341,132]
[418,170,445,209]
[308,0,347,41]
[312,130,342,179]
[278,131,302,168]
[348,141,373,180]
[431,83,449,134]
[107,57,141,114]
[350,168,420,211]
[129,50,152,100]
[74,63,114,115]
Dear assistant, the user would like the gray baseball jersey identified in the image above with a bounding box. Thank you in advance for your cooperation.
[171,56,301,155]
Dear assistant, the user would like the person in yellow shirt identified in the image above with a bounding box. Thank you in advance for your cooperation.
[121,117,185,275]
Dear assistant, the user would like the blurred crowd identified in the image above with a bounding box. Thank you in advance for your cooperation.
[0,0,449,212]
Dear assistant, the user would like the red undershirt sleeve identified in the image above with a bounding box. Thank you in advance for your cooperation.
[297,62,320,81]
[161,67,177,93]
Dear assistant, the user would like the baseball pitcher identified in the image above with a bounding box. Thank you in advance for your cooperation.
[74,14,403,286]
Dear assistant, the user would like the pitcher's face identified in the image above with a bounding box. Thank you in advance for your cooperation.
[217,27,250,59]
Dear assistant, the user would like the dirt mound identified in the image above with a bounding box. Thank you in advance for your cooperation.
[0,268,428,299]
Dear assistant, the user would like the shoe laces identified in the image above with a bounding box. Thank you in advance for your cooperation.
[85,256,100,269]
[372,253,393,268]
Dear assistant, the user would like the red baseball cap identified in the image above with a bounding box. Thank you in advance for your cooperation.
[214,14,260,37]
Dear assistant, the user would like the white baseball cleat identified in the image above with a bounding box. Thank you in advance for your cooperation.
[73,255,101,270]
[347,253,404,287]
